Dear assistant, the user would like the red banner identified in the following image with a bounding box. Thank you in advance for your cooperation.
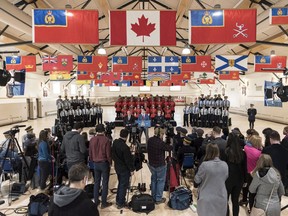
[77,71,97,80]
[77,56,108,72]
[218,71,240,80]
[254,56,287,72]
[6,56,36,72]
[181,56,212,72]
[33,9,99,44]
[112,56,142,72]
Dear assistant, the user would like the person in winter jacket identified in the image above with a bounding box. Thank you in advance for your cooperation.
[249,154,284,216]
[61,122,87,170]
[48,163,99,216]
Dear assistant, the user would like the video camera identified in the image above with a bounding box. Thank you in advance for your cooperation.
[4,125,26,136]
[162,121,175,138]
[104,121,115,135]
[52,120,66,141]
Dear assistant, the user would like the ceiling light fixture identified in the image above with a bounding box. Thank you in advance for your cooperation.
[97,44,106,55]
[182,44,191,55]
[270,50,276,56]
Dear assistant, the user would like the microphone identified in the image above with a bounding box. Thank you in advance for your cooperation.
[13,125,26,128]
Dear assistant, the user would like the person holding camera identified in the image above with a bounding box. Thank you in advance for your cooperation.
[112,129,135,209]
[89,124,112,209]
[48,163,99,216]
[123,110,135,143]
[147,127,173,204]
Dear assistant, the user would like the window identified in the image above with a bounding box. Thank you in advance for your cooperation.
[109,86,120,92]
[170,86,181,91]
[82,85,87,95]
[52,82,60,94]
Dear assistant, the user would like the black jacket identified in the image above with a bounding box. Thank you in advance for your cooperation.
[123,115,135,127]
[48,188,99,216]
[247,108,257,121]
[112,138,135,173]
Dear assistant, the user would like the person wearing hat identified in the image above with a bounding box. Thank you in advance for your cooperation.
[247,104,257,129]
[89,124,112,209]
[177,136,196,169]
[223,96,230,110]
[22,126,34,149]
[173,127,187,158]
[61,122,87,170]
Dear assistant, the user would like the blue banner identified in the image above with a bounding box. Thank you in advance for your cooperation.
[34,9,67,26]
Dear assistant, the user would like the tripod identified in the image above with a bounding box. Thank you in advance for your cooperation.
[1,128,30,206]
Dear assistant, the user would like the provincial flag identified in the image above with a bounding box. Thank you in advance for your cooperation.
[42,55,73,71]
[131,80,144,86]
[181,56,212,72]
[192,72,215,84]
[189,9,256,44]
[121,72,142,81]
[109,10,176,46]
[254,56,287,72]
[32,9,99,44]
[270,8,288,25]
[75,80,92,85]
[147,56,179,74]
[6,56,36,72]
[95,72,121,83]
[215,55,248,71]
[218,71,240,80]
[147,72,170,81]
[114,80,131,87]
[146,81,159,87]
[171,72,191,81]
[49,71,70,81]
[159,80,172,86]
[77,56,108,72]
[112,56,142,72]
[77,71,97,80]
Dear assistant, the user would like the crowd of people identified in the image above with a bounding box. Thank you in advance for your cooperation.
[56,95,103,127]
[183,94,231,128]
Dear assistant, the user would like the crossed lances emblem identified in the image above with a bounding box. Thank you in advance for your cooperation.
[233,23,248,38]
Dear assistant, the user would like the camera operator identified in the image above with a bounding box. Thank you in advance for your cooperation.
[153,110,165,127]
[22,126,34,149]
[123,110,135,143]
[147,127,173,204]
[61,122,87,170]
[172,127,187,158]
[112,129,135,209]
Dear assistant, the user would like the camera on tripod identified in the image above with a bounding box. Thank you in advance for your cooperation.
[104,121,115,135]
[4,125,26,137]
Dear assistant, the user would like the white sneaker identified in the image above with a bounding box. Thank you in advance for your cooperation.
[190,204,197,212]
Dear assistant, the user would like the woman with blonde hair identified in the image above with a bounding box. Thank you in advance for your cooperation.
[239,135,262,210]
[194,143,228,216]
[249,154,284,216]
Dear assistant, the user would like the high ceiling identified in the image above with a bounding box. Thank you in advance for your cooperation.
[0,0,288,75]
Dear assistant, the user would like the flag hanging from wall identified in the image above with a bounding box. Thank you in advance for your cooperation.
[147,56,179,74]
[171,72,191,81]
[77,56,108,72]
[270,8,288,25]
[77,71,97,80]
[218,71,240,80]
[181,56,212,72]
[147,72,170,81]
[49,71,71,81]
[112,56,142,72]
[32,9,99,44]
[192,72,215,84]
[42,55,73,71]
[215,55,248,71]
[109,10,176,46]
[6,56,36,72]
[254,56,287,72]
[189,9,256,44]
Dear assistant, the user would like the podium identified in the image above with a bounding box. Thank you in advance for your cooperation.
[135,120,151,128]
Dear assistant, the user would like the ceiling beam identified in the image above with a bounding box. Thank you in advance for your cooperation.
[93,0,111,25]
[176,0,192,26]
[256,40,288,47]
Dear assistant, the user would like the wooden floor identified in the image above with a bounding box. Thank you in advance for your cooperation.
[0,105,288,216]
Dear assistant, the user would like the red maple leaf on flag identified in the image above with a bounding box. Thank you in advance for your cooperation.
[131,15,156,42]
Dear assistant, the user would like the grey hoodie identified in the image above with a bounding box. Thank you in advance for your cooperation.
[61,130,87,164]
[249,167,284,216]
[53,186,82,207]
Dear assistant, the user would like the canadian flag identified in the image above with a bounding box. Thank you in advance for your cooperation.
[109,10,176,46]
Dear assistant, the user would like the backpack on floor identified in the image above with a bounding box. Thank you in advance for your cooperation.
[168,186,192,210]
[28,193,50,216]
[129,193,155,214]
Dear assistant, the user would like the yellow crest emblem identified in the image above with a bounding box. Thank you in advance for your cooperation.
[185,57,191,63]
[11,58,16,64]
[228,59,235,67]
[45,10,55,24]
[260,56,266,63]
[117,57,122,64]
[89,72,95,79]
[277,8,283,16]
[82,57,87,63]
[202,11,213,25]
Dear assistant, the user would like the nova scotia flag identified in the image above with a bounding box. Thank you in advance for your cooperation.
[147,56,180,74]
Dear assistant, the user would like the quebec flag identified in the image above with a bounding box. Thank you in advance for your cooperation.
[147,56,180,74]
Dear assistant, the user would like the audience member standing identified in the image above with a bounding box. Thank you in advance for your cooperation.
[89,124,112,209]
[247,104,257,129]
[249,154,284,216]
[147,127,173,204]
[61,122,87,170]
[112,129,135,209]
[194,144,228,216]
[281,126,288,150]
[262,130,288,189]
[97,104,103,124]
[223,133,247,216]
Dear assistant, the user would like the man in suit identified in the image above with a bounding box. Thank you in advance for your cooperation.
[123,110,135,143]
[138,108,150,143]
[153,110,165,127]
[247,104,257,129]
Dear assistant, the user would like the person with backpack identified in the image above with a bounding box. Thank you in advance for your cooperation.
[48,163,99,216]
